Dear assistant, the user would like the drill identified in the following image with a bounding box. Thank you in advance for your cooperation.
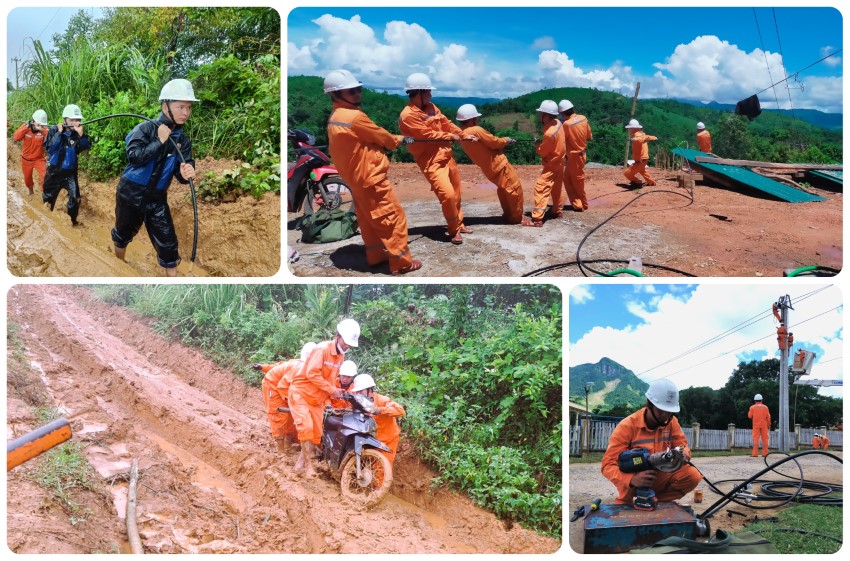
[617,446,685,511]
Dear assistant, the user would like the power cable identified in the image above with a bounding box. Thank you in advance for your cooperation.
[754,49,842,97]
[753,9,782,115]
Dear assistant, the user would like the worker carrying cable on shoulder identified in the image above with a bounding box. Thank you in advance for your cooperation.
[624,119,657,188]
[454,104,524,224]
[601,379,702,504]
[111,79,197,277]
[42,104,91,226]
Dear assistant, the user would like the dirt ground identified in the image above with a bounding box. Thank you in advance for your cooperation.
[6,285,562,554]
[288,162,842,278]
[6,140,281,277]
[568,452,843,553]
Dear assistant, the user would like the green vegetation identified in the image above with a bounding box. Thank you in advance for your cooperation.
[7,8,280,200]
[569,357,649,412]
[746,504,842,553]
[89,284,563,537]
[32,441,98,522]
[288,75,841,167]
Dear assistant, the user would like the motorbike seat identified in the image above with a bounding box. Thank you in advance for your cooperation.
[325,414,345,431]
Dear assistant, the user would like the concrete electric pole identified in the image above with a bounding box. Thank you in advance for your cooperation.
[775,294,793,452]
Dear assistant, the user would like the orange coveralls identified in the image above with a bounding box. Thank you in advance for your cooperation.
[459,125,524,224]
[399,102,466,236]
[288,341,344,445]
[601,408,702,504]
[531,120,566,221]
[371,393,406,464]
[261,359,301,440]
[327,102,415,273]
[624,131,657,185]
[562,114,592,211]
[13,123,47,192]
[748,402,771,456]
[812,434,830,450]
[696,130,713,154]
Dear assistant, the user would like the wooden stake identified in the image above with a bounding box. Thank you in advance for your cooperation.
[127,459,144,554]
[624,82,640,168]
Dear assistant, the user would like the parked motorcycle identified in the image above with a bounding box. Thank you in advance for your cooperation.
[287,129,351,217]
[279,392,393,507]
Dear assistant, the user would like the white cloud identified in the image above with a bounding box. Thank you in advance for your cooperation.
[531,36,555,50]
[536,50,633,91]
[570,285,843,398]
[570,286,594,305]
[287,42,317,73]
[820,45,842,67]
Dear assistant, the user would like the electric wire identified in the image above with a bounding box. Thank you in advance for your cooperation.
[754,49,842,97]
[79,112,199,262]
[772,9,798,124]
[753,9,782,115]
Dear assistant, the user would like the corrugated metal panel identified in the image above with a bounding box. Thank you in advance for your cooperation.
[809,169,843,185]
[672,148,827,203]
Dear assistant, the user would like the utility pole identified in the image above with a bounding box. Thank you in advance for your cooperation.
[12,57,20,89]
[775,294,794,452]
[584,383,591,454]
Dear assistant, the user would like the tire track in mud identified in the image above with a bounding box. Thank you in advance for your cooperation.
[7,285,562,553]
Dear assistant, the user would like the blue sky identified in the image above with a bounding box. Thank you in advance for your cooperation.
[569,284,843,398]
[287,6,843,112]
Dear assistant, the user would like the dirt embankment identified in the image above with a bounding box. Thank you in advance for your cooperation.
[288,162,842,277]
[6,140,281,277]
[6,285,562,554]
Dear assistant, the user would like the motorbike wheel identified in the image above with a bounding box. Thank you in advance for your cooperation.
[317,176,352,211]
[339,449,393,508]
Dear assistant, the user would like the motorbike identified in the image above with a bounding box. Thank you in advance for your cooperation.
[279,392,393,507]
[287,129,351,217]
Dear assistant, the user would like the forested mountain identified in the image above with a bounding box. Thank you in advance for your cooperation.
[568,357,649,413]
[288,75,842,166]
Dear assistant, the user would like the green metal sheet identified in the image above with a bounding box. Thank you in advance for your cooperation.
[672,148,827,203]
[809,169,843,185]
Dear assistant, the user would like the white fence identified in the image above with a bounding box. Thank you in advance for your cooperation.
[570,419,842,455]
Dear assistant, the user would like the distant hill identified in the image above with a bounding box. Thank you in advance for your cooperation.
[661,98,843,130]
[569,357,649,412]
[288,75,842,166]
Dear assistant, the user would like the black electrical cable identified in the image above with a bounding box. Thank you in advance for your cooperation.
[522,258,696,277]
[80,112,199,263]
[689,450,842,521]
[750,527,843,544]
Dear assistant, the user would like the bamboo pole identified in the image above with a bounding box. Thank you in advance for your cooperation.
[623,82,640,168]
[127,459,144,554]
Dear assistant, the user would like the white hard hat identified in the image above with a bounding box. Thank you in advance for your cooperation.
[32,109,49,126]
[625,119,643,129]
[405,72,435,91]
[61,104,83,120]
[536,100,559,115]
[350,373,376,393]
[558,99,574,112]
[754,393,763,401]
[646,379,680,413]
[159,78,199,101]
[336,318,360,347]
[697,122,705,130]
[339,360,358,378]
[324,69,362,93]
[456,104,481,121]
[299,342,317,362]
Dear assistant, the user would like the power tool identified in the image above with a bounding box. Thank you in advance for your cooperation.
[617,446,685,511]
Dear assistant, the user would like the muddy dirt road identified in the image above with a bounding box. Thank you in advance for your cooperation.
[568,453,843,553]
[6,285,561,554]
[288,162,842,278]
[6,140,281,277]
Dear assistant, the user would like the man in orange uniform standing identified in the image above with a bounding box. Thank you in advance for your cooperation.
[350,374,406,465]
[522,100,565,227]
[288,319,359,476]
[624,119,657,187]
[601,380,702,504]
[256,342,316,453]
[12,109,49,195]
[558,100,593,212]
[324,69,421,275]
[399,72,477,245]
[454,104,524,224]
[696,122,713,155]
[748,393,771,457]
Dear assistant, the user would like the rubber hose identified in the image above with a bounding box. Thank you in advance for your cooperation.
[600,268,644,277]
[80,113,199,262]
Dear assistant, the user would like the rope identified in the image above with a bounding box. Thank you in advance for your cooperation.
[80,113,199,262]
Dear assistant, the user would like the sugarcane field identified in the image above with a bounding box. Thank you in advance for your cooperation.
[6,7,281,277]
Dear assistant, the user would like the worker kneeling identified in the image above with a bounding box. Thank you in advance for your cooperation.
[601,379,702,507]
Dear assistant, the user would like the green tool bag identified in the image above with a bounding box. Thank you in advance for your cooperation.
[631,529,779,554]
[296,206,358,244]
